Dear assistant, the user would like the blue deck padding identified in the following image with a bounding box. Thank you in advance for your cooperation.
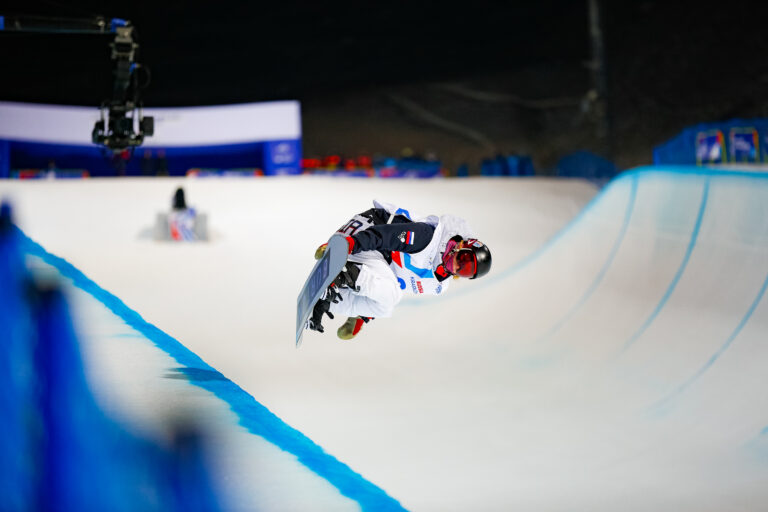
[34,287,131,510]
[0,204,224,511]
[556,150,618,182]
[0,140,10,178]
[29,257,224,511]
[8,140,267,177]
[479,155,536,177]
[0,204,33,511]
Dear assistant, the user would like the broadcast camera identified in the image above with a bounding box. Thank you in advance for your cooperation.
[2,15,153,152]
[91,19,154,152]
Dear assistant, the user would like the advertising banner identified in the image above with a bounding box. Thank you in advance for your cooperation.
[263,139,302,175]
[729,127,759,162]
[695,130,726,164]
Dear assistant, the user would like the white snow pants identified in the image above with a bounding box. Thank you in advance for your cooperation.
[328,251,403,318]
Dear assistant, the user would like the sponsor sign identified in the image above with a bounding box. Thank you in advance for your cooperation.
[696,130,726,164]
[729,127,759,162]
[264,139,301,175]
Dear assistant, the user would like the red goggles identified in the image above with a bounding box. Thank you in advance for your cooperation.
[454,248,477,278]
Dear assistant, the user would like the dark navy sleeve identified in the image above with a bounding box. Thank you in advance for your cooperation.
[350,222,435,254]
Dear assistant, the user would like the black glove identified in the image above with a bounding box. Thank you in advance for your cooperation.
[308,299,332,333]
[333,262,361,291]
[307,285,342,333]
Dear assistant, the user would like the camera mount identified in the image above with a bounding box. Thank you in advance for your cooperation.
[2,15,154,152]
[92,19,154,151]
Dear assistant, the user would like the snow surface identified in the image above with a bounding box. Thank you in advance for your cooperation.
[3,169,768,511]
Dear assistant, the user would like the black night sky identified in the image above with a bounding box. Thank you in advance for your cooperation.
[1,1,766,171]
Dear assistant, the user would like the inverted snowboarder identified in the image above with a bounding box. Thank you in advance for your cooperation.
[308,200,492,340]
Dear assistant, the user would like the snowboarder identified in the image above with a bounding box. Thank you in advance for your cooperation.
[308,200,492,340]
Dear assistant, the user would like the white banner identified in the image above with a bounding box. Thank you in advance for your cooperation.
[0,100,301,146]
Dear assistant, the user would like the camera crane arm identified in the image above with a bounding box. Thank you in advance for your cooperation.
[0,14,153,152]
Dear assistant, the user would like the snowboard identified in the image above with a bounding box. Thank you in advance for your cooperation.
[295,233,349,347]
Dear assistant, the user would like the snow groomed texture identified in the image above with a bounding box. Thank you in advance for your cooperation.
[467,166,768,509]
[3,167,768,510]
[395,166,768,509]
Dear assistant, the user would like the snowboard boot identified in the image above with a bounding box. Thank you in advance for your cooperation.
[333,262,361,291]
[337,316,372,340]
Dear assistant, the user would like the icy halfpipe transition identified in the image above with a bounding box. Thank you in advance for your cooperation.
[2,167,768,511]
[426,165,768,511]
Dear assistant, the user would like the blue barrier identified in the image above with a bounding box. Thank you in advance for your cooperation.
[4,140,306,177]
[556,150,618,183]
[0,203,223,510]
[654,118,768,165]
[0,140,9,178]
[0,203,33,511]
[480,155,535,177]
[8,140,272,177]
[34,287,134,511]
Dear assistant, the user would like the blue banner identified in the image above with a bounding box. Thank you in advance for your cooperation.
[729,128,759,162]
[0,140,9,178]
[263,139,302,175]
[6,140,269,177]
[695,130,726,164]
[655,118,768,165]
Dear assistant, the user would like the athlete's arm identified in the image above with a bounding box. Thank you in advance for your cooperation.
[348,222,435,254]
